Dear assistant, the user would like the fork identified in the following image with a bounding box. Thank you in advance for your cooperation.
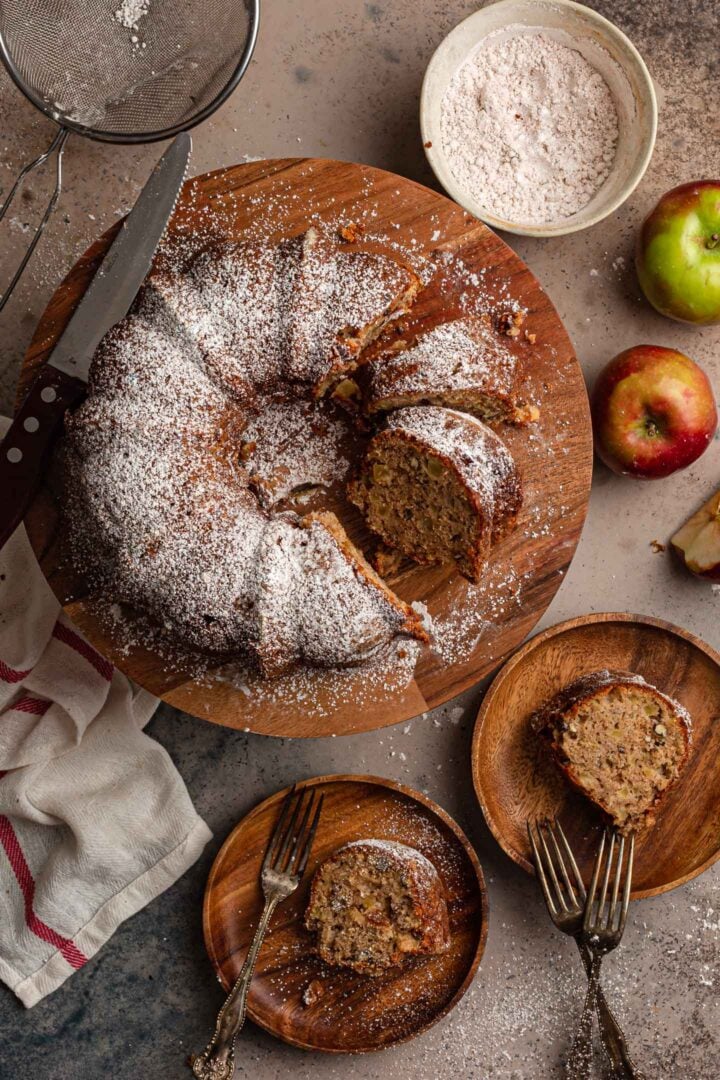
[528,820,643,1079]
[191,785,324,1080]
[566,829,636,1080]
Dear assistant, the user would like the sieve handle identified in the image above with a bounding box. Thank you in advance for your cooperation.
[0,127,70,315]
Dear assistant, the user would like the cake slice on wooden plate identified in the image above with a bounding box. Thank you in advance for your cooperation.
[305,839,450,976]
[532,670,692,833]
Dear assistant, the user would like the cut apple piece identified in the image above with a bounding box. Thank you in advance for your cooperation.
[671,489,720,580]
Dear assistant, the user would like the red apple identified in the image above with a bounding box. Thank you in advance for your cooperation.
[636,181,720,324]
[592,345,717,478]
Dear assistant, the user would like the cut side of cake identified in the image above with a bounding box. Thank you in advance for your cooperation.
[286,226,421,396]
[304,839,450,976]
[532,670,692,833]
[361,317,538,424]
[347,406,522,581]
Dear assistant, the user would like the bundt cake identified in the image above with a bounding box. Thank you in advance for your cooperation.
[347,406,522,581]
[361,317,538,424]
[304,839,450,975]
[61,233,426,675]
[532,670,692,833]
[61,225,527,678]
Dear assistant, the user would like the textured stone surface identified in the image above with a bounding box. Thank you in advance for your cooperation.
[0,1,718,1077]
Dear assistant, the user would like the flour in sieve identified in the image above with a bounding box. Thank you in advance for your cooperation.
[440,29,619,225]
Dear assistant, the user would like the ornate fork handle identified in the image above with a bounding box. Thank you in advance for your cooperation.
[566,953,601,1079]
[576,944,645,1078]
[191,895,280,1080]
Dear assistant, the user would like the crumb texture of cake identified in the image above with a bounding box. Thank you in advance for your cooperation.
[347,405,522,581]
[361,317,538,424]
[304,840,450,976]
[532,670,692,832]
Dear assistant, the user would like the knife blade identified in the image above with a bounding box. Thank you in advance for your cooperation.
[0,132,191,551]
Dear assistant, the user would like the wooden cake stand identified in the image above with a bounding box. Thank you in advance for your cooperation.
[19,157,593,737]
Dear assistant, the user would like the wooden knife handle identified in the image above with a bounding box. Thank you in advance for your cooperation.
[0,365,85,551]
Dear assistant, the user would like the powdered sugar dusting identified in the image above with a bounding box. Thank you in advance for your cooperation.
[441,29,619,225]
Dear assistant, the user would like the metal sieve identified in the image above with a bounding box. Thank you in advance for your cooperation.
[0,0,260,311]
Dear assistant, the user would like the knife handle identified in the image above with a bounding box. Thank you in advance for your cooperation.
[0,365,85,550]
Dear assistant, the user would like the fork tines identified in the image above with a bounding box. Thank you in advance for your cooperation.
[528,818,587,916]
[263,785,324,880]
[584,829,635,935]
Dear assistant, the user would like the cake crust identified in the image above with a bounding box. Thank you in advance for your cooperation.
[361,317,539,425]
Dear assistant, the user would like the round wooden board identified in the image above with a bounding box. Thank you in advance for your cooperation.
[202,774,488,1053]
[471,612,720,900]
[20,157,593,737]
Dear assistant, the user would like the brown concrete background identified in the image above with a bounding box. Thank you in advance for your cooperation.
[0,1,718,1076]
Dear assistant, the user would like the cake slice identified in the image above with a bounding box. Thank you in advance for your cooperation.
[361,317,539,424]
[305,839,450,976]
[285,227,421,396]
[347,406,522,581]
[249,510,427,677]
[532,670,692,833]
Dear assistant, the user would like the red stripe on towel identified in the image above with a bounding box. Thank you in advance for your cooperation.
[0,816,88,969]
[9,696,51,716]
[0,660,31,684]
[52,622,113,682]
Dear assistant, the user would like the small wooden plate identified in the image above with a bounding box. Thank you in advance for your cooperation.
[471,613,720,899]
[203,774,488,1053]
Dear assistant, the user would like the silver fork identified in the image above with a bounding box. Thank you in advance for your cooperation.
[567,829,636,1080]
[528,821,643,1079]
[191,785,324,1080]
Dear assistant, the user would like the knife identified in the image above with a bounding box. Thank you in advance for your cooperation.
[0,132,192,551]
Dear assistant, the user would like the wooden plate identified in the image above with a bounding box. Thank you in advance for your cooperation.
[20,156,593,736]
[471,612,720,899]
[202,774,488,1053]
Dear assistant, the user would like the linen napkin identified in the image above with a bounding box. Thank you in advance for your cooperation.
[0,417,212,1007]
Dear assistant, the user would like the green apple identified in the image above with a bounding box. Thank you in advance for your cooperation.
[636,180,720,324]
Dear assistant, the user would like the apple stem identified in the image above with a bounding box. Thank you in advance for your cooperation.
[708,233,720,250]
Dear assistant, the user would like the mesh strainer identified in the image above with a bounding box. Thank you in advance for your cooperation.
[0,0,260,311]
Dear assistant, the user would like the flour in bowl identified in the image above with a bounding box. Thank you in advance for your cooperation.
[440,29,619,226]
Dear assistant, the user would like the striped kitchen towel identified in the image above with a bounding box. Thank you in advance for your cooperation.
[0,417,211,1007]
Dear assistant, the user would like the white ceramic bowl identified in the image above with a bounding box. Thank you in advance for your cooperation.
[420,0,657,237]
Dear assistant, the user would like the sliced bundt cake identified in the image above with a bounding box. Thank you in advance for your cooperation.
[532,670,692,833]
[348,405,522,581]
[285,226,421,395]
[305,839,450,976]
[361,317,538,424]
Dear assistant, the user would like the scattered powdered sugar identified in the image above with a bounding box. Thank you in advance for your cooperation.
[441,29,619,225]
[113,0,150,49]
[113,0,150,31]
